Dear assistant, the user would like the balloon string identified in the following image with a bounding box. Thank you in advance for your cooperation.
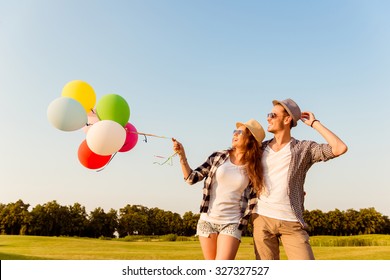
[132,131,176,165]
[86,109,97,126]
[153,152,177,166]
[96,152,117,172]
[132,131,172,139]
[130,131,172,143]
[88,129,173,170]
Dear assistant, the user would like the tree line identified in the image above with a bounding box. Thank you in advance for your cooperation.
[1,199,389,238]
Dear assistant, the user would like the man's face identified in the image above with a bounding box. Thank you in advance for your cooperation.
[267,104,291,133]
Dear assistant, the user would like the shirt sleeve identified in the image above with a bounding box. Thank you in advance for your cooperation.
[185,152,218,185]
[238,184,258,230]
[310,142,336,163]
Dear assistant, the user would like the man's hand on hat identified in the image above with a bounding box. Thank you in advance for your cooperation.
[301,111,321,128]
[301,111,316,126]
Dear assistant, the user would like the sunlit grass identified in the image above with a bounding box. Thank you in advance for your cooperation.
[1,235,389,260]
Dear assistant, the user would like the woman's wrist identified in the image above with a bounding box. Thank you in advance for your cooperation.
[179,156,188,163]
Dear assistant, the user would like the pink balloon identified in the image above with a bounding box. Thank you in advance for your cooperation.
[119,123,138,152]
[83,110,100,133]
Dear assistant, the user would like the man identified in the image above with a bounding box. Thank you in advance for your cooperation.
[252,98,348,260]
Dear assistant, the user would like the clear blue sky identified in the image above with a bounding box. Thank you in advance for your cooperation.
[1,0,389,217]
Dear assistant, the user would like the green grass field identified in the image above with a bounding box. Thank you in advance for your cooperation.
[1,235,390,260]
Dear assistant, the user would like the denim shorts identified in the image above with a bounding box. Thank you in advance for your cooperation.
[196,219,242,241]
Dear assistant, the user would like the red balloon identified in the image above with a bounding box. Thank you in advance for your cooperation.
[119,122,139,152]
[78,140,111,169]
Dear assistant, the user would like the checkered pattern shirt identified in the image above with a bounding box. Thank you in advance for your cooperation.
[185,150,258,230]
[262,138,336,228]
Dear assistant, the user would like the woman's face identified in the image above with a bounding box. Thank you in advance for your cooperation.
[232,125,247,149]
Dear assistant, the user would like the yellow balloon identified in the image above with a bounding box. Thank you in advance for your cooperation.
[61,80,96,113]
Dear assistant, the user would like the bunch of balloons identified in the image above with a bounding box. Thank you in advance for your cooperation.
[47,80,139,170]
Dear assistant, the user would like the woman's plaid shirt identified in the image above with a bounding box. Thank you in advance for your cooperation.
[185,150,258,230]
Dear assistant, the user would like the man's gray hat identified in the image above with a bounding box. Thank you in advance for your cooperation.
[272,98,301,127]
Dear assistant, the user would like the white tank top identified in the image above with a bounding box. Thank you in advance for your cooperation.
[254,142,298,221]
[200,158,249,224]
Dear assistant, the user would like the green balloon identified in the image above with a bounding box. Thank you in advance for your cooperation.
[96,94,130,127]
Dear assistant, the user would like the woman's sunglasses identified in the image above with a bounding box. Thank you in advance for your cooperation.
[233,129,244,135]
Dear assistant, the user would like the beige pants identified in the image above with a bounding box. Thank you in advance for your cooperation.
[252,214,315,260]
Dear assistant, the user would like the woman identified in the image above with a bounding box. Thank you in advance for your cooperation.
[172,119,265,260]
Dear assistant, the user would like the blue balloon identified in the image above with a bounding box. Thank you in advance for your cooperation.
[47,97,87,131]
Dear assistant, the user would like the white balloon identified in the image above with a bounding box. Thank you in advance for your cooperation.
[47,97,87,131]
[86,120,126,156]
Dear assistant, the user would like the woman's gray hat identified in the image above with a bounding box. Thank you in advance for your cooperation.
[272,98,301,127]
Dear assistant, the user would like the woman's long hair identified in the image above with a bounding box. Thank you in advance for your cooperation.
[231,128,264,194]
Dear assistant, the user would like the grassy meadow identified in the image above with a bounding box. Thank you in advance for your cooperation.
[1,234,390,260]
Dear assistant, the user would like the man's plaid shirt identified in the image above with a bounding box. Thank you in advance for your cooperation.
[261,137,336,228]
[185,150,258,230]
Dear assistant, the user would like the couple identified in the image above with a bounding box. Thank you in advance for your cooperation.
[172,98,348,260]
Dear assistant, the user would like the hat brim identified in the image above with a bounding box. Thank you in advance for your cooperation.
[236,122,244,129]
[236,122,264,144]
